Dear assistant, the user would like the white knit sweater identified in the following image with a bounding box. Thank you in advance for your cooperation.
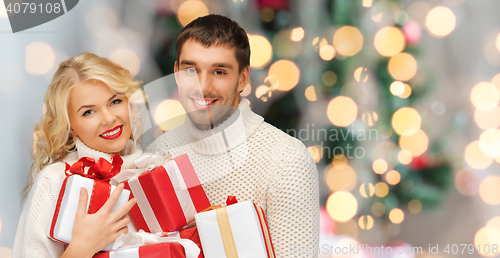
[12,139,143,258]
[147,97,320,258]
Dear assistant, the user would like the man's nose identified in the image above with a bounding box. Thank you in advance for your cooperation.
[197,72,213,97]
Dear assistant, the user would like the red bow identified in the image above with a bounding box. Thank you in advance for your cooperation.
[65,155,123,183]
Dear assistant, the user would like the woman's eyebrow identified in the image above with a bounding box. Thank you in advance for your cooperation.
[77,94,117,112]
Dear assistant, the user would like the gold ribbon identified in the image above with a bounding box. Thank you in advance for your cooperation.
[216,207,239,258]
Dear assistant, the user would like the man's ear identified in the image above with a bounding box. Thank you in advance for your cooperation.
[237,66,250,93]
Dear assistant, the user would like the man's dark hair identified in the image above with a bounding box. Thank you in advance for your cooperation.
[175,14,251,73]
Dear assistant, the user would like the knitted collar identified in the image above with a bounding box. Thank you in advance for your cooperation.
[75,138,143,170]
[184,97,264,155]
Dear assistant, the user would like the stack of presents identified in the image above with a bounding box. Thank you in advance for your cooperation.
[47,153,276,258]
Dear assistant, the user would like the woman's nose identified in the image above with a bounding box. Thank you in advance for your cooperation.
[101,107,116,125]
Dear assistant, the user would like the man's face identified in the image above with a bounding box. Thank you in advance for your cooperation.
[175,39,249,130]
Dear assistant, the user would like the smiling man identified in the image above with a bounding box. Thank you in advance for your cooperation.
[147,14,319,258]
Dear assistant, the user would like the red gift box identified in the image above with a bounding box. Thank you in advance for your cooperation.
[48,155,129,251]
[179,227,204,258]
[124,154,211,233]
[93,242,185,258]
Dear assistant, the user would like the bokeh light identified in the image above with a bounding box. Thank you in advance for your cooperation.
[399,129,429,156]
[249,35,273,69]
[327,96,358,127]
[475,106,500,129]
[385,170,401,185]
[359,183,375,198]
[390,81,405,96]
[375,182,389,197]
[307,145,322,163]
[326,191,358,222]
[319,45,336,61]
[268,60,300,91]
[398,150,413,164]
[363,0,373,8]
[25,42,55,75]
[154,99,186,131]
[305,86,317,101]
[332,154,348,168]
[465,141,493,170]
[255,85,272,102]
[290,27,305,41]
[240,83,251,97]
[392,107,422,136]
[109,49,141,77]
[312,37,328,52]
[389,208,405,224]
[85,7,118,38]
[177,0,209,27]
[425,6,456,37]
[322,71,337,86]
[333,26,364,56]
[399,83,412,98]
[0,248,12,258]
[374,26,406,57]
[474,227,500,257]
[358,215,374,230]
[373,159,388,174]
[408,199,422,214]
[479,176,500,205]
[325,164,357,192]
[388,53,417,81]
[354,67,369,83]
[372,202,386,217]
[361,111,378,126]
[493,73,500,90]
[455,169,480,196]
[479,129,500,158]
[0,0,7,18]
[487,217,500,233]
[471,82,500,111]
[260,7,274,22]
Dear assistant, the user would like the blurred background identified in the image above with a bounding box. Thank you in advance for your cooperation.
[1,0,500,257]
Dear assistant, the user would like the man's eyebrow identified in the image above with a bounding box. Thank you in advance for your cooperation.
[213,63,233,69]
[180,60,196,66]
[77,94,117,112]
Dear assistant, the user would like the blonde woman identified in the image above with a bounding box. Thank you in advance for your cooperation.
[13,53,143,258]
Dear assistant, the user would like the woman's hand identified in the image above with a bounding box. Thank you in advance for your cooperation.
[61,183,137,258]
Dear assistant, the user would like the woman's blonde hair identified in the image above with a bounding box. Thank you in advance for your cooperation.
[24,52,141,200]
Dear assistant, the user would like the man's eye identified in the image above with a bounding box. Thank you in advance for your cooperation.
[111,99,123,105]
[185,68,197,73]
[214,70,225,75]
[82,110,94,116]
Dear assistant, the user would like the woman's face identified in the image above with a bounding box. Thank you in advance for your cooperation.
[68,81,132,154]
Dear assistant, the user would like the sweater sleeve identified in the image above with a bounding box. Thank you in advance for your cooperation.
[12,163,66,258]
[266,137,320,258]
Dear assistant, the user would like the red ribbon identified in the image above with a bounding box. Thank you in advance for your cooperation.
[65,155,123,183]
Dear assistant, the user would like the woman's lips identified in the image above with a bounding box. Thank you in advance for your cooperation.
[100,125,123,140]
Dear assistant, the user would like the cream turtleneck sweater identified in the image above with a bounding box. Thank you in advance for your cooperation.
[147,97,320,258]
[12,139,143,258]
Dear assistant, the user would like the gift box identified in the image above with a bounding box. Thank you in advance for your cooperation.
[93,242,185,258]
[179,227,204,258]
[194,197,276,258]
[93,229,201,258]
[124,154,211,233]
[48,155,130,251]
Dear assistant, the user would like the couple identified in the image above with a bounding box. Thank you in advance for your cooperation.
[13,15,319,258]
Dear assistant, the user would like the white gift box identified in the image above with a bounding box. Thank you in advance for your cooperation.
[195,200,276,258]
[48,175,130,251]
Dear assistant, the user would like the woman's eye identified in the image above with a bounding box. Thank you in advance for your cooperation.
[82,110,94,116]
[111,99,123,105]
